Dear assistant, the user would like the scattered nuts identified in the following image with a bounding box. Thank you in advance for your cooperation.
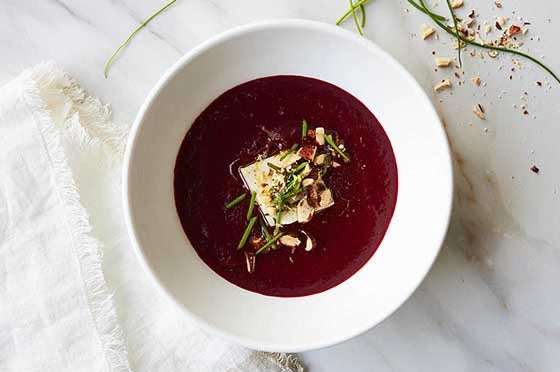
[296,144,317,161]
[494,1,502,8]
[472,104,486,119]
[245,252,256,274]
[435,56,453,67]
[314,153,327,166]
[507,24,521,36]
[315,127,325,145]
[421,24,436,39]
[301,230,317,252]
[280,235,301,248]
[434,79,452,91]
[451,0,463,9]
[472,76,481,86]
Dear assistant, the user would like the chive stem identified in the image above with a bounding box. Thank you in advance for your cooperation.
[406,0,446,21]
[267,162,282,172]
[225,193,247,209]
[246,191,257,220]
[294,162,308,174]
[325,135,351,163]
[280,143,299,161]
[301,119,308,139]
[412,0,560,83]
[260,220,277,249]
[256,232,284,255]
[237,216,257,250]
[444,0,462,67]
[349,0,363,36]
[104,0,177,78]
[336,0,370,25]
[360,4,366,27]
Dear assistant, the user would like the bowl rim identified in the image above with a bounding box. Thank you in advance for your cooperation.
[123,18,454,352]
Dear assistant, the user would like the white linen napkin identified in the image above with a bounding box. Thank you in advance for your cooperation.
[0,62,303,372]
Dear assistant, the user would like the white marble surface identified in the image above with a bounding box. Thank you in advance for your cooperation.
[3,0,560,371]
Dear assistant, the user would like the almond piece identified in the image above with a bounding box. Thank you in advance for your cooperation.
[421,24,436,39]
[279,235,301,248]
[319,189,334,208]
[507,24,521,36]
[434,79,452,91]
[472,104,486,119]
[451,0,463,8]
[297,144,317,161]
[297,199,314,223]
[471,76,481,86]
[315,127,325,145]
[435,57,453,67]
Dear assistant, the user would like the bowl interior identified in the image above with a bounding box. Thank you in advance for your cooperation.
[124,20,452,352]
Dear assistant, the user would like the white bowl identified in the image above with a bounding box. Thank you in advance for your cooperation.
[123,19,453,352]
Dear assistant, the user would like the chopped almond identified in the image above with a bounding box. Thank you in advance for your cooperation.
[472,104,486,119]
[434,79,452,91]
[451,0,463,8]
[471,76,481,86]
[421,24,436,39]
[435,57,453,67]
[280,235,301,247]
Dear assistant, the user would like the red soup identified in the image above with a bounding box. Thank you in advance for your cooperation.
[174,75,398,297]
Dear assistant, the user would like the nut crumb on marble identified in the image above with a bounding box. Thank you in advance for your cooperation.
[451,0,463,9]
[434,79,452,91]
[472,103,486,119]
[435,56,453,67]
[530,165,540,174]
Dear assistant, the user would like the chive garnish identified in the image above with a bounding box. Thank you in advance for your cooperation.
[336,0,369,25]
[237,216,257,250]
[294,162,308,174]
[255,232,284,255]
[103,0,177,78]
[408,0,560,83]
[349,0,363,36]
[246,191,257,220]
[260,220,277,249]
[301,120,308,139]
[267,162,282,172]
[325,135,350,163]
[444,0,462,67]
[360,4,366,27]
[279,144,299,161]
[225,193,247,209]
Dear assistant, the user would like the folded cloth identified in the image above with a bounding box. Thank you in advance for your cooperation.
[0,62,303,372]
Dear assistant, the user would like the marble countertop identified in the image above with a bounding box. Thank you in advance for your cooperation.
[3,1,559,371]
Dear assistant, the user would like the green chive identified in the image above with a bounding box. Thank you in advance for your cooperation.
[360,4,366,27]
[325,135,351,163]
[294,162,308,174]
[267,162,282,172]
[336,0,370,25]
[301,120,308,139]
[406,0,446,21]
[410,0,560,83]
[225,193,247,209]
[256,232,284,255]
[104,0,177,78]
[280,144,299,161]
[444,0,462,67]
[349,0,363,36]
[260,220,277,249]
[246,191,257,220]
[237,216,257,250]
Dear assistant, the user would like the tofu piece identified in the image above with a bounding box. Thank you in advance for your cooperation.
[239,152,335,227]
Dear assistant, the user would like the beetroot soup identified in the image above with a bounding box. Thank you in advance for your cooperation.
[174,75,397,297]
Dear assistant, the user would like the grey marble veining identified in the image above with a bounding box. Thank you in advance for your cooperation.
[2,1,559,371]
